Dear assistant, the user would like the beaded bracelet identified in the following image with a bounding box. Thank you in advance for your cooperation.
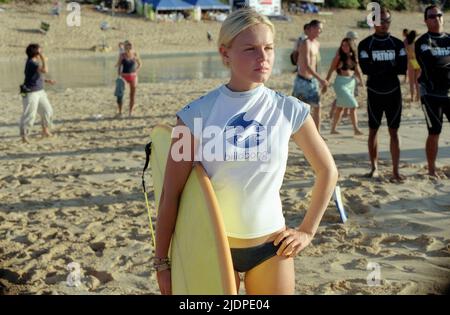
[153,262,171,272]
[154,257,170,264]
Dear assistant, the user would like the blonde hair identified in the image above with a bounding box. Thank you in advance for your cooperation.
[218,8,275,49]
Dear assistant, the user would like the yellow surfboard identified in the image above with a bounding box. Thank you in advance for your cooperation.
[150,124,237,295]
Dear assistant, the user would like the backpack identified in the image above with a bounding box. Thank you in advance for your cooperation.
[290,37,304,66]
[290,50,299,66]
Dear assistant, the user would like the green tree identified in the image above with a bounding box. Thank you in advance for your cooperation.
[328,0,361,8]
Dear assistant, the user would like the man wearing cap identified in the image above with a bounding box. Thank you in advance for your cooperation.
[347,31,358,41]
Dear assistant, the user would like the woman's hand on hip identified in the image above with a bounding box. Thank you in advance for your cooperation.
[273,228,314,258]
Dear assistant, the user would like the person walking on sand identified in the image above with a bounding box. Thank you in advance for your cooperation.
[114,42,126,117]
[292,19,328,133]
[415,5,450,178]
[405,30,421,103]
[20,44,56,144]
[403,28,409,84]
[357,7,407,181]
[155,8,338,295]
[116,41,142,116]
[325,38,364,135]
[328,31,360,122]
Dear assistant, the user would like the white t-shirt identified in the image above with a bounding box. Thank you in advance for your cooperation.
[176,84,310,238]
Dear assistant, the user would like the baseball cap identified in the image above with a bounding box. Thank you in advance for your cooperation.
[346,31,358,40]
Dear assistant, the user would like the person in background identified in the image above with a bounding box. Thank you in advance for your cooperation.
[293,20,328,133]
[402,28,409,83]
[329,31,359,121]
[402,28,409,40]
[114,41,126,117]
[20,44,56,143]
[116,41,142,116]
[358,7,407,181]
[415,5,450,178]
[325,37,364,135]
[405,30,421,103]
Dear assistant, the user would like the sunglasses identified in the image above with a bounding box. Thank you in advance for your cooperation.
[427,13,443,19]
[380,18,392,24]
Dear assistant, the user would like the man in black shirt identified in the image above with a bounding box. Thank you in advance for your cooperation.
[358,7,407,181]
[415,5,450,178]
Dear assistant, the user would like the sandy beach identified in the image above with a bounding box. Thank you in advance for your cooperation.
[0,3,449,295]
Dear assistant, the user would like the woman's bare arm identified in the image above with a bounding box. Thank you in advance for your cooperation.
[37,54,48,74]
[135,52,142,72]
[354,63,365,87]
[325,53,340,82]
[274,116,338,257]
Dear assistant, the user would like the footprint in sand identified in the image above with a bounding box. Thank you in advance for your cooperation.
[340,178,362,188]
[0,267,35,285]
[84,267,114,285]
[44,272,66,285]
[344,196,371,214]
[89,242,106,257]
[342,258,369,270]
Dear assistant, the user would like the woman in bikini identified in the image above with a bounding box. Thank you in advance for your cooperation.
[116,41,142,116]
[405,30,421,103]
[325,37,364,135]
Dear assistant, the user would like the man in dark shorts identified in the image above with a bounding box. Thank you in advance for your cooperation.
[358,7,407,181]
[415,5,450,178]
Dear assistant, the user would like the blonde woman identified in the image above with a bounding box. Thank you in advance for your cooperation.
[154,8,338,295]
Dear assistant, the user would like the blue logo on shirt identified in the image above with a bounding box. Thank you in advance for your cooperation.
[225,112,265,149]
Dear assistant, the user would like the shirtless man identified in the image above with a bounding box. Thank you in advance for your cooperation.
[292,20,328,133]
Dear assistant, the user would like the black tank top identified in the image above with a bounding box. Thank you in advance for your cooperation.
[121,54,136,74]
